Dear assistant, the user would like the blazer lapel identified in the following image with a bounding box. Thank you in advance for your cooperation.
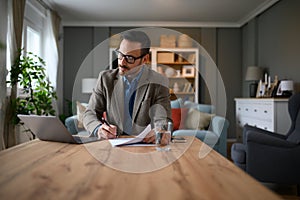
[109,75,125,130]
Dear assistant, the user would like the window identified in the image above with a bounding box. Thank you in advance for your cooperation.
[6,0,58,92]
[22,0,45,58]
[25,26,41,57]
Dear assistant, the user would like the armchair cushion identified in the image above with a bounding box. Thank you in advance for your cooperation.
[184,108,215,130]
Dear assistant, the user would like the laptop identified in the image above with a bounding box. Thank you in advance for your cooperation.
[17,114,100,144]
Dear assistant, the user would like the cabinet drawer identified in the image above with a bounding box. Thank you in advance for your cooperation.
[236,101,273,119]
[237,116,274,131]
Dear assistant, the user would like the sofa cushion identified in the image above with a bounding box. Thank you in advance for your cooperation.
[173,130,218,145]
[171,108,188,130]
[183,100,213,113]
[76,101,88,128]
[185,108,215,130]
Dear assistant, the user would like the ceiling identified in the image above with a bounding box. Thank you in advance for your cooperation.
[47,0,279,27]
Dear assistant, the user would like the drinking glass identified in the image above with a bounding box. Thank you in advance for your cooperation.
[154,120,172,151]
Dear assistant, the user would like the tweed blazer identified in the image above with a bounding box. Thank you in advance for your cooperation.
[83,66,172,136]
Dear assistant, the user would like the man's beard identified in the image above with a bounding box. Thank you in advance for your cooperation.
[119,64,143,77]
[119,65,130,76]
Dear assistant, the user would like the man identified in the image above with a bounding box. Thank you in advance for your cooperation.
[83,30,171,143]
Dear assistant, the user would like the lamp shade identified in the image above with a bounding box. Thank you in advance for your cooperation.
[82,78,97,93]
[245,66,263,81]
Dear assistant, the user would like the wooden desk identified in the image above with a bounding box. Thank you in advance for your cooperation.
[0,138,281,200]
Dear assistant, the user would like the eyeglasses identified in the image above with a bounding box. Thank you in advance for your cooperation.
[114,49,145,64]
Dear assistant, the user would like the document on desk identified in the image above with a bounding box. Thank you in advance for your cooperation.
[109,124,152,147]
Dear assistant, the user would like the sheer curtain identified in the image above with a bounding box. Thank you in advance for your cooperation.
[42,9,61,115]
[43,10,58,89]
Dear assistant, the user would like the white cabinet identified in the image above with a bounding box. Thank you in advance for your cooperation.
[234,98,290,141]
[150,47,199,102]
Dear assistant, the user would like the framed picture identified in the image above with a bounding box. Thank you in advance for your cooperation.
[182,65,195,77]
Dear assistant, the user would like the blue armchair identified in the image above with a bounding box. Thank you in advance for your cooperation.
[171,99,229,157]
[231,93,300,188]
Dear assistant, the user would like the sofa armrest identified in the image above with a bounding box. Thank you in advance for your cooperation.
[243,125,287,144]
[210,116,229,157]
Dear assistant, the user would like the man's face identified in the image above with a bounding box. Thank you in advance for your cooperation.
[117,39,148,76]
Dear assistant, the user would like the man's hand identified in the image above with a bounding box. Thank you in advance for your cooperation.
[143,129,156,144]
[97,124,117,139]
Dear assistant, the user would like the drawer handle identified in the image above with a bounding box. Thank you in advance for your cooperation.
[245,108,249,111]
[264,110,268,113]
[264,127,268,130]
[238,108,241,110]
[254,109,257,112]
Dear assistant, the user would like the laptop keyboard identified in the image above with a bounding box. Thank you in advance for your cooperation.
[73,136,100,143]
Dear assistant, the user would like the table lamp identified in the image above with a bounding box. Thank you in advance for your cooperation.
[82,78,97,93]
[245,66,263,97]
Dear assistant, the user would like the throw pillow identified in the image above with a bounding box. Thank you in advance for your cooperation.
[76,101,88,128]
[171,108,188,130]
[184,100,213,113]
[185,108,215,130]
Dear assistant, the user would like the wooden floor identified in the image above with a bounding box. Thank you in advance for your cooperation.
[227,140,299,200]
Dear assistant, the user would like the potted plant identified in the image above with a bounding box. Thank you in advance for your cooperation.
[7,50,57,139]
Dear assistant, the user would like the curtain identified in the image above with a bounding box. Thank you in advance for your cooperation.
[43,10,58,89]
[51,10,63,115]
[3,0,26,148]
[0,0,8,150]
[43,9,61,115]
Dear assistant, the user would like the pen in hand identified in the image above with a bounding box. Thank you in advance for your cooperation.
[100,117,111,127]
[100,117,119,138]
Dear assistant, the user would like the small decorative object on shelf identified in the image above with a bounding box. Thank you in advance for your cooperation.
[182,65,195,77]
[173,82,180,93]
[157,66,164,75]
[165,67,176,77]
[183,83,193,92]
[178,34,193,48]
[160,35,176,48]
[276,79,294,97]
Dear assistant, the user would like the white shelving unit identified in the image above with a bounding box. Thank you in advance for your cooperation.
[150,47,199,102]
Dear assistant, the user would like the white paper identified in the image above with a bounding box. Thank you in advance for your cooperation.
[109,124,152,147]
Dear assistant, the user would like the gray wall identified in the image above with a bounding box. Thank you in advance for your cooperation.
[63,27,109,115]
[242,0,300,97]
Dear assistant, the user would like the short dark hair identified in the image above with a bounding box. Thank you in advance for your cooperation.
[120,30,151,56]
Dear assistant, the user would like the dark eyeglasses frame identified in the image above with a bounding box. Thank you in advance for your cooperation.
[114,49,146,64]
